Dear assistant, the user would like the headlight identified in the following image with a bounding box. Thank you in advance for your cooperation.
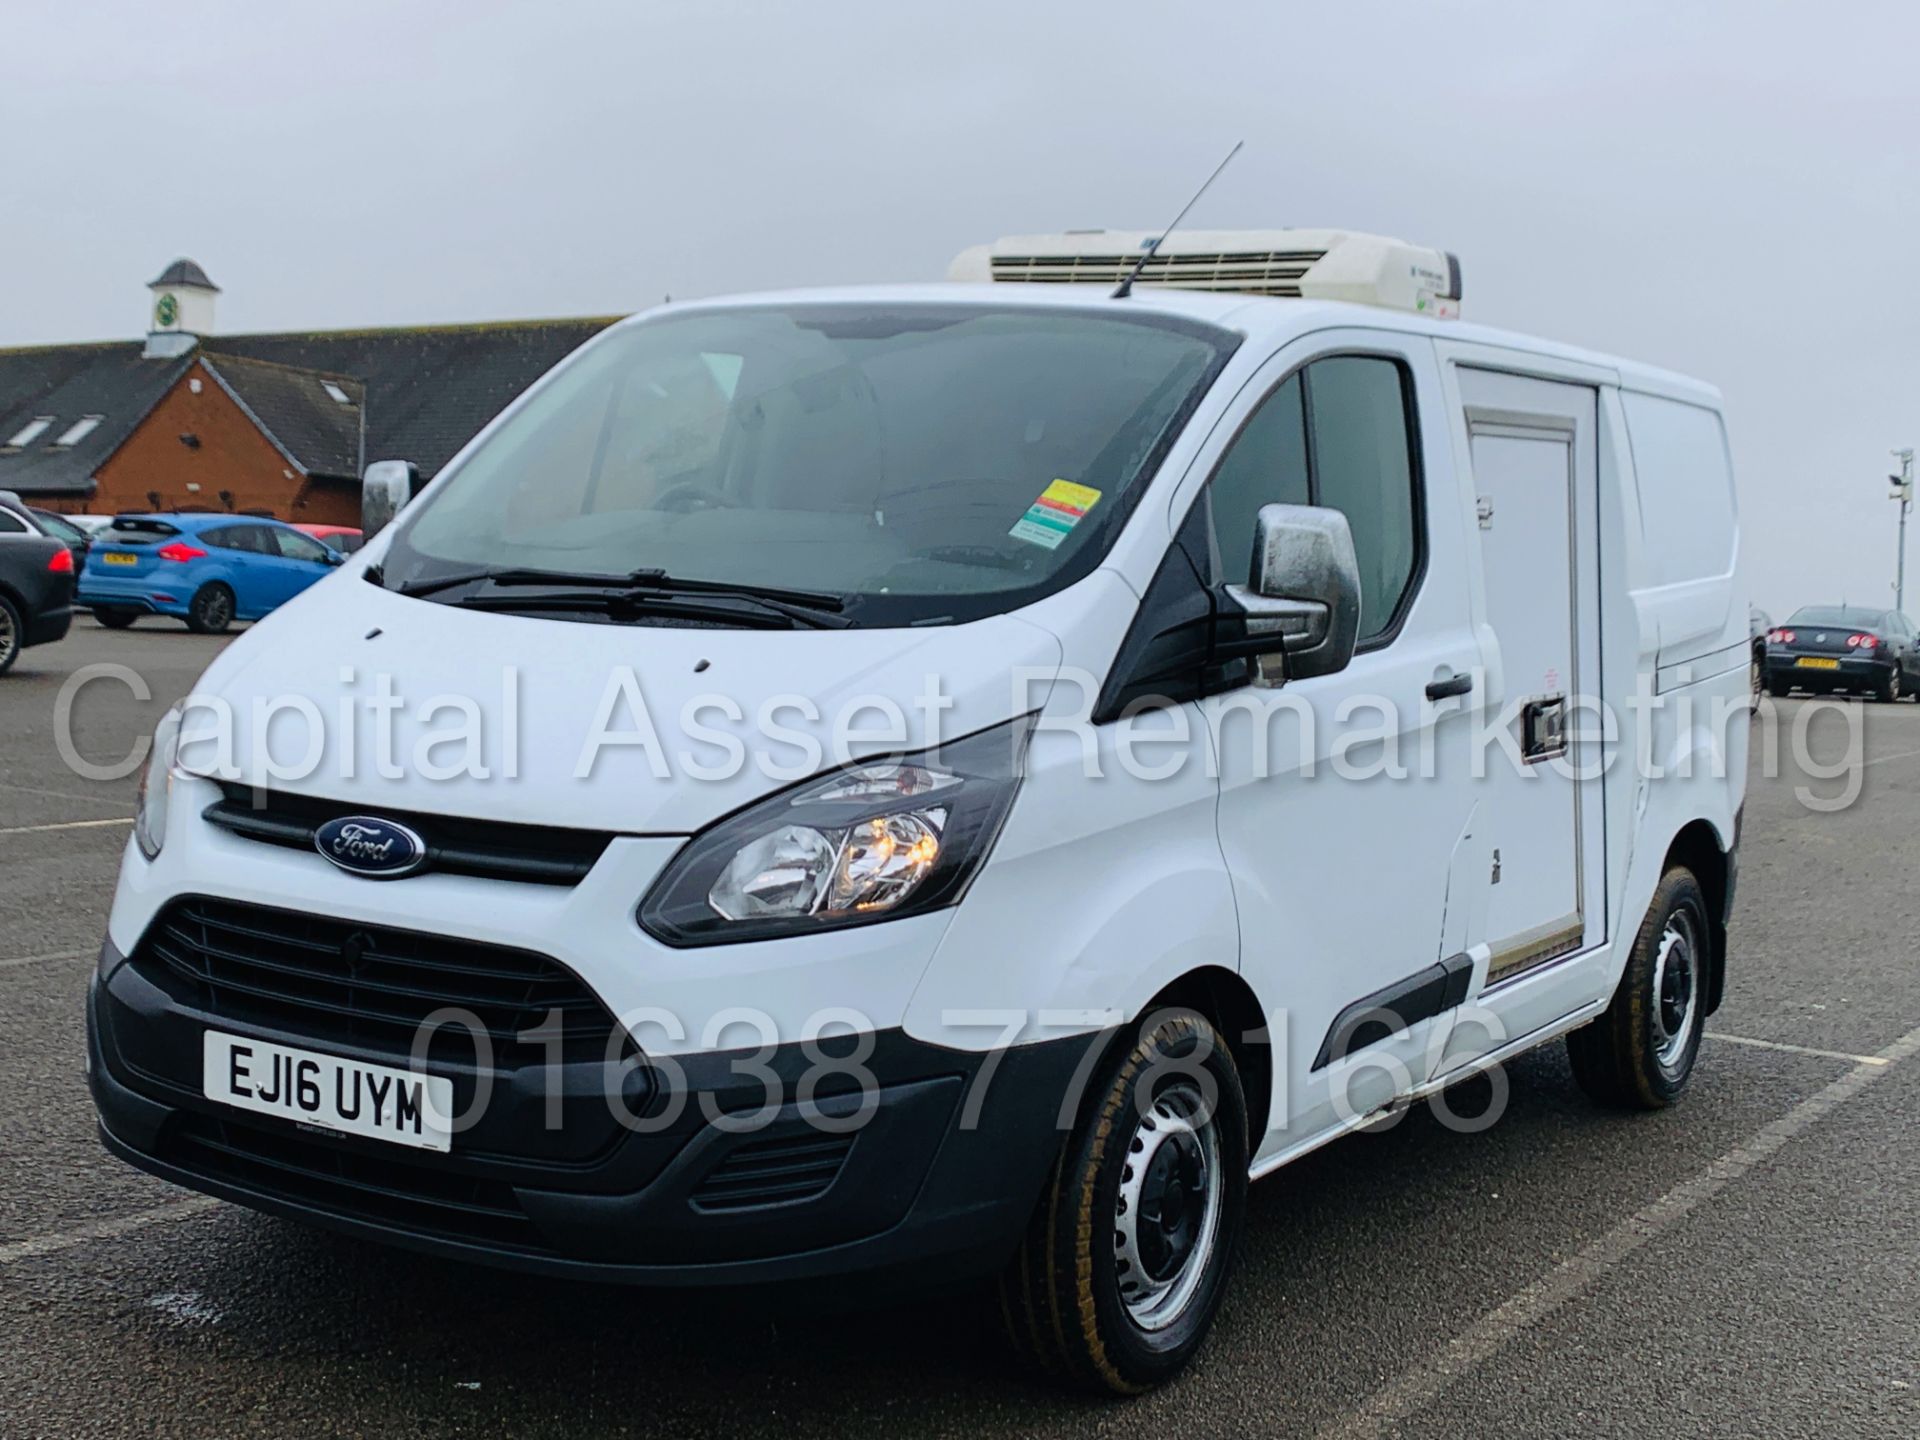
[133,701,185,861]
[639,715,1033,947]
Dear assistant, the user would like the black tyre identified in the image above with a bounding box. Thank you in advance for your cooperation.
[0,593,21,676]
[1000,1008,1248,1394]
[1568,868,1711,1109]
[185,583,234,635]
[93,607,138,630]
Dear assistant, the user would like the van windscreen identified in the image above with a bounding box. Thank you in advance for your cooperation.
[380,304,1236,626]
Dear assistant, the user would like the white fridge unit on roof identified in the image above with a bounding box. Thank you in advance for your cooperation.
[948,227,1462,317]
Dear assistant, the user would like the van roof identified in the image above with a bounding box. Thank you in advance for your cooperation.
[633,284,1721,409]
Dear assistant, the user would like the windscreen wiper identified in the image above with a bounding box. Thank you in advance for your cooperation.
[394,566,638,599]
[398,566,854,629]
[448,589,816,629]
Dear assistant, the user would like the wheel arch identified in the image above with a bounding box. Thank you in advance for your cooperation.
[1663,817,1733,1015]
[1056,965,1273,1154]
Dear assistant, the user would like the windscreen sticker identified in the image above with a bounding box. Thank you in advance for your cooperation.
[1009,479,1102,550]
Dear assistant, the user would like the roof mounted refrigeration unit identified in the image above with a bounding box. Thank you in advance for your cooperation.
[948,228,1463,318]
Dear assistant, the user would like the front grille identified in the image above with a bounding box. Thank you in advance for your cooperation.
[164,1110,549,1253]
[133,897,623,1065]
[202,782,614,886]
[989,248,1325,296]
[691,1132,854,1211]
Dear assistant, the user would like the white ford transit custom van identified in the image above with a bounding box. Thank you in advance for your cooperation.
[89,230,1747,1393]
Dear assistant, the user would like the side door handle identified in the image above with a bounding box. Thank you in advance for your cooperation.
[1426,673,1474,701]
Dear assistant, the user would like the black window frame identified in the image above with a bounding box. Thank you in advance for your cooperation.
[1193,348,1429,654]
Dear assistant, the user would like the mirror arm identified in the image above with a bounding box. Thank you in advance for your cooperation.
[1216,584,1335,687]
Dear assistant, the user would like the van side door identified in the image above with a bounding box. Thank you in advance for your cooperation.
[1431,367,1607,1064]
[1189,331,1483,1164]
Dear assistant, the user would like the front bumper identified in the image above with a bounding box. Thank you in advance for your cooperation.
[87,940,1087,1289]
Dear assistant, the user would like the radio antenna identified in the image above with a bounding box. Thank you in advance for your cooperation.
[1112,140,1244,300]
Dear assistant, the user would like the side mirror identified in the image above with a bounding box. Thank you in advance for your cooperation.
[362,459,421,537]
[1223,503,1362,684]
[324,548,345,566]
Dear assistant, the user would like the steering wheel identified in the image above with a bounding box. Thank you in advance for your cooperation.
[653,480,734,514]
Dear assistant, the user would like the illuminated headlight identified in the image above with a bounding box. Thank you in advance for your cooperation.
[640,717,1031,947]
[133,702,185,861]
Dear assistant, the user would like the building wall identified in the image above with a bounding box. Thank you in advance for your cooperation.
[82,360,358,524]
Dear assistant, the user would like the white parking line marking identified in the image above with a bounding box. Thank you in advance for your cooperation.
[1320,1020,1920,1440]
[1863,745,1920,769]
[1708,1032,1890,1066]
[0,817,133,837]
[0,779,132,809]
[0,1198,220,1267]
[0,949,93,971]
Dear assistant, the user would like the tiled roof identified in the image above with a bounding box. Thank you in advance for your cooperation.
[0,342,191,498]
[201,353,363,478]
[0,315,618,498]
[213,318,617,479]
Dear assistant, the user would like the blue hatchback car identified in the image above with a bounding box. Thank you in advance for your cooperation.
[78,513,345,633]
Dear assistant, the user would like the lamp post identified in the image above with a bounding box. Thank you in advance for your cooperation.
[1895,449,1915,612]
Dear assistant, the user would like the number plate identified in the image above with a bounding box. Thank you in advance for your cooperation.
[1796,657,1840,670]
[101,552,138,566]
[202,1031,454,1152]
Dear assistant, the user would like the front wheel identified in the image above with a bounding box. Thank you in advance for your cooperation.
[185,583,234,635]
[1568,868,1711,1109]
[1880,667,1904,704]
[1000,1008,1248,1394]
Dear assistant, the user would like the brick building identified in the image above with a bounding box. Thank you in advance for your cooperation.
[0,260,617,522]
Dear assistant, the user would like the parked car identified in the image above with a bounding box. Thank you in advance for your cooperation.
[293,523,364,555]
[63,515,117,536]
[77,512,344,633]
[88,236,1747,1393]
[1765,604,1920,701]
[28,507,93,567]
[0,498,76,674]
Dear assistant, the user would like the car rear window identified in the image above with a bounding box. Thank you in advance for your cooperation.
[100,519,183,545]
[1788,606,1883,628]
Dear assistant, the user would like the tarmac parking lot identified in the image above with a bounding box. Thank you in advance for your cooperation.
[2,621,1917,1438]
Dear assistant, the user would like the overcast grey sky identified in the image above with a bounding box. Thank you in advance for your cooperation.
[4,0,1916,613]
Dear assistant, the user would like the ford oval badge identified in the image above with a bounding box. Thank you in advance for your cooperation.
[314,815,427,879]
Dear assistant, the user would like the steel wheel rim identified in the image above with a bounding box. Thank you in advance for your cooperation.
[1114,1080,1223,1332]
[1652,911,1700,1075]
